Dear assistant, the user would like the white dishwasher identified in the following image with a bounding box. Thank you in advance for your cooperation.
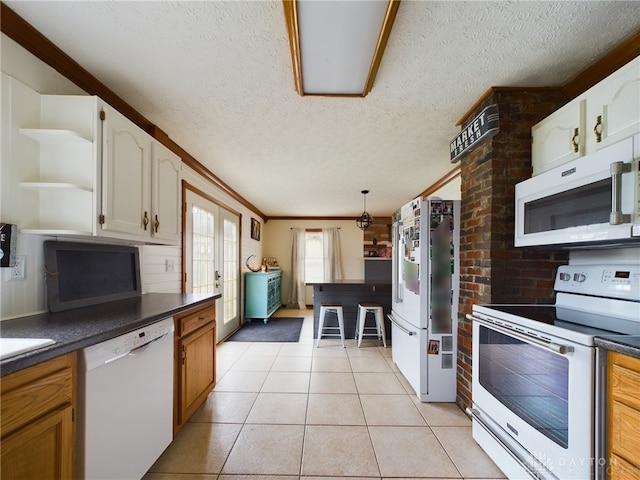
[77,317,174,480]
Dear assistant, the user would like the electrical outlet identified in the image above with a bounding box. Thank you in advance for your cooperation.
[10,255,26,280]
[165,258,175,272]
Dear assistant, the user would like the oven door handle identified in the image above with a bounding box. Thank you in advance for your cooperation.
[387,314,416,336]
[467,314,575,355]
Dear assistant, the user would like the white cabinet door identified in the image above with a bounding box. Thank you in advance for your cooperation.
[585,56,640,152]
[531,99,585,175]
[151,141,181,244]
[101,105,151,238]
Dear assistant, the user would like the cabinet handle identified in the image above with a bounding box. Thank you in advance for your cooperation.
[571,128,579,153]
[594,115,603,143]
[143,211,149,230]
[154,214,160,233]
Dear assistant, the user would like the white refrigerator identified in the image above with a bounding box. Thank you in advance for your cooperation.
[390,197,460,402]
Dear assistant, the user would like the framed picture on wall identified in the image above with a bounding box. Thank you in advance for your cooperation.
[251,218,261,241]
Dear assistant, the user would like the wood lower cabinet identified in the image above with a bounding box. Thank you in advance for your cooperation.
[1,353,77,480]
[174,301,216,434]
[607,351,640,479]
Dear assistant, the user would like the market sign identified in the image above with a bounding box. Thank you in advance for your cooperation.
[450,104,499,163]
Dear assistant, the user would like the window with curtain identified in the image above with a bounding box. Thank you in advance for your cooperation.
[304,230,323,282]
[287,227,342,309]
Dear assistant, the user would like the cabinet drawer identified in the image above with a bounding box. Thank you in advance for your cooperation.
[610,355,640,411]
[176,304,216,337]
[1,353,76,437]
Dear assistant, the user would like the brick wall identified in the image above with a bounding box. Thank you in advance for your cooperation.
[456,89,569,411]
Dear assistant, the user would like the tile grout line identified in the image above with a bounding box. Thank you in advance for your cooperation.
[185,309,481,480]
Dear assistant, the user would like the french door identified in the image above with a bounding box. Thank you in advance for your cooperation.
[184,188,240,342]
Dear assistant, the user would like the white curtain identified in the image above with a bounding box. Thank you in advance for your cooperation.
[323,227,343,282]
[287,227,306,308]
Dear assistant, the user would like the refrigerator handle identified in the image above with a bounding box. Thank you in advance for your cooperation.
[387,314,416,336]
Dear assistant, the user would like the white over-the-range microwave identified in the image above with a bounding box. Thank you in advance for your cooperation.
[515,134,640,248]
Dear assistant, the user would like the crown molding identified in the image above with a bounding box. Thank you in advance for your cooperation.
[562,29,640,100]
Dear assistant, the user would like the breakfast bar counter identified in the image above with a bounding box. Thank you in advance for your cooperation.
[306,280,391,340]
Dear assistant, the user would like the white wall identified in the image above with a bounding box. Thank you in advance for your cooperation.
[0,34,262,319]
[263,219,363,306]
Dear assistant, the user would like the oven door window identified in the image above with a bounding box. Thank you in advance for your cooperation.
[478,325,569,448]
[524,178,610,234]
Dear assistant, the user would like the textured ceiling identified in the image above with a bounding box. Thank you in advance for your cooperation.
[4,1,640,218]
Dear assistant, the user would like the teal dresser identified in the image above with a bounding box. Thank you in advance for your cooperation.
[244,271,282,323]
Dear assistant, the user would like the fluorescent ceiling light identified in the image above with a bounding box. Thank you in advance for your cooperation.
[283,0,400,97]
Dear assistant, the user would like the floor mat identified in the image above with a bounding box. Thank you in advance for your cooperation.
[226,317,304,342]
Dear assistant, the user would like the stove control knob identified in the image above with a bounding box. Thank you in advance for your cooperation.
[573,273,586,282]
[559,273,571,281]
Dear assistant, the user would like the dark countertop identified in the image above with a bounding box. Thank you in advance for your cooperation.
[306,279,391,286]
[595,335,640,360]
[0,292,220,376]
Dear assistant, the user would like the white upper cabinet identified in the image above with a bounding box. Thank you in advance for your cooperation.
[2,74,101,235]
[532,56,639,175]
[2,75,181,244]
[100,104,152,239]
[100,105,181,244]
[150,141,181,243]
[531,99,585,175]
[585,57,640,152]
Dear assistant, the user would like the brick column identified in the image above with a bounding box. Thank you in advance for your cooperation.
[456,89,569,411]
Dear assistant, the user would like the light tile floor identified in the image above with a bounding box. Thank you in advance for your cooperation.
[144,308,505,480]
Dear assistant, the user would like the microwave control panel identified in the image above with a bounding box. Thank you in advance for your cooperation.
[555,264,640,301]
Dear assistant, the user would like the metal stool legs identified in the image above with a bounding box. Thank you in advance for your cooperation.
[356,303,386,347]
[317,302,345,347]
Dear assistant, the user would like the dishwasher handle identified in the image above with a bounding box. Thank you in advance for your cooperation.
[103,330,170,365]
[128,331,170,356]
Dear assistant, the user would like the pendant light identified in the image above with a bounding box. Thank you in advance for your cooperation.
[356,190,374,230]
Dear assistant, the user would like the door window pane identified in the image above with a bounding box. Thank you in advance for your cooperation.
[192,206,215,293]
[223,218,238,323]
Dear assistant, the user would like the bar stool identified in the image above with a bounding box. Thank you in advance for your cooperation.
[355,303,386,347]
[316,302,345,347]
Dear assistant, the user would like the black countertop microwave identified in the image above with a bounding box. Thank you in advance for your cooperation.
[44,241,141,312]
